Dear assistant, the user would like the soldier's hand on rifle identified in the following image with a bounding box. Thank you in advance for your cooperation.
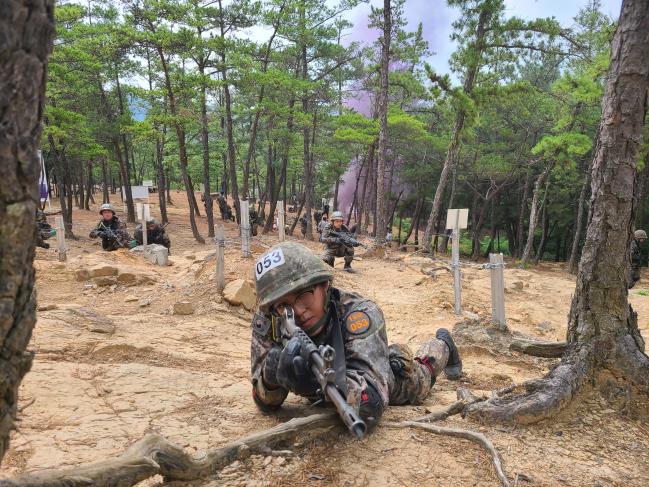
[89,229,99,238]
[261,345,283,389]
[276,337,318,395]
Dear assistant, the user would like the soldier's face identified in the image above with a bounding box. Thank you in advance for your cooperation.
[333,219,343,229]
[273,282,328,335]
[101,211,113,221]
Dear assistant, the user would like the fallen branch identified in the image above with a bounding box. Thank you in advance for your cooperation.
[509,338,566,358]
[5,412,338,487]
[383,420,510,487]
[411,399,466,422]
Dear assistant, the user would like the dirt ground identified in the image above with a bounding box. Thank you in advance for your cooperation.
[2,192,648,486]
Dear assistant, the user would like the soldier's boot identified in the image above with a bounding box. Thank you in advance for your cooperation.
[435,328,463,380]
[343,254,353,271]
[322,255,335,267]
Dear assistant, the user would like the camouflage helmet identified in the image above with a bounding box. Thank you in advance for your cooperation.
[634,229,647,239]
[99,203,115,215]
[254,242,333,310]
[331,210,344,221]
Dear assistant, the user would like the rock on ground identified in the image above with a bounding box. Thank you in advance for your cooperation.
[173,301,194,315]
[223,279,257,311]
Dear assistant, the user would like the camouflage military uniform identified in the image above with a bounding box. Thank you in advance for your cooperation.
[249,207,259,236]
[35,210,53,249]
[90,216,131,251]
[298,216,308,237]
[321,222,354,267]
[251,288,450,424]
[629,239,643,289]
[217,195,229,221]
[134,219,171,251]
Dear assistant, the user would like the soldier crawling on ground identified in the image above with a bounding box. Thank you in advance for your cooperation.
[629,229,646,289]
[250,242,462,432]
[89,203,133,251]
[134,219,171,253]
[320,211,357,271]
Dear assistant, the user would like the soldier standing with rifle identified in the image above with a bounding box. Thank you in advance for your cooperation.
[250,242,463,436]
[89,203,133,251]
[321,211,358,271]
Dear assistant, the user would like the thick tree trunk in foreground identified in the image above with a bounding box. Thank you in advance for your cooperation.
[466,0,649,424]
[0,0,54,463]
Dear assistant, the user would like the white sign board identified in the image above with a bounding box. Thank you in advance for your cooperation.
[142,180,154,187]
[136,203,151,221]
[123,185,150,201]
[446,208,469,230]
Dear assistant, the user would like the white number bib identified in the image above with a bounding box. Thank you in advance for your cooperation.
[255,248,285,280]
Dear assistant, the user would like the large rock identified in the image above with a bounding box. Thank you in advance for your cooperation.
[223,279,257,311]
[173,301,194,315]
[132,244,169,266]
[116,270,156,286]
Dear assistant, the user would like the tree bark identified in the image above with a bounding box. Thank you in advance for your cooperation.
[466,0,649,424]
[515,170,531,257]
[0,0,54,463]
[101,157,110,203]
[199,63,215,237]
[375,0,391,244]
[520,163,552,265]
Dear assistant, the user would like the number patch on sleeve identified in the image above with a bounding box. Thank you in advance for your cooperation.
[255,248,285,280]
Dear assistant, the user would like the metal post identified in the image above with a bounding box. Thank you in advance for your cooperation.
[55,215,66,262]
[278,200,285,242]
[489,253,506,326]
[451,228,461,315]
[215,224,225,293]
[240,199,251,257]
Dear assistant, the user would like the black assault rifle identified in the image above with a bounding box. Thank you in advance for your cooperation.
[92,223,131,248]
[330,231,367,249]
[280,308,366,438]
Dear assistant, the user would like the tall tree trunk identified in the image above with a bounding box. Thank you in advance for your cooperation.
[101,157,110,203]
[114,71,136,223]
[520,164,553,265]
[375,0,391,244]
[403,195,422,244]
[568,172,591,274]
[84,159,93,210]
[218,0,241,222]
[199,63,215,237]
[157,46,204,243]
[422,7,490,251]
[466,0,649,424]
[0,0,54,462]
[534,186,551,264]
[515,170,531,257]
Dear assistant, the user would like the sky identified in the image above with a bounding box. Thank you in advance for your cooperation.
[344,0,623,80]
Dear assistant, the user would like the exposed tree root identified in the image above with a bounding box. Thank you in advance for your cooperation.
[509,338,567,358]
[411,399,467,422]
[4,412,338,487]
[383,420,511,487]
[464,348,591,425]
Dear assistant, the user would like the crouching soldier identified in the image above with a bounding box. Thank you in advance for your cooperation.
[250,242,462,432]
[321,211,355,271]
[89,203,133,251]
[629,229,647,289]
[134,219,171,252]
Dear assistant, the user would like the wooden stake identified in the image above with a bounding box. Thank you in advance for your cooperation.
[55,215,66,262]
[278,200,285,242]
[240,199,251,257]
[489,253,506,326]
[215,224,225,294]
[451,228,461,315]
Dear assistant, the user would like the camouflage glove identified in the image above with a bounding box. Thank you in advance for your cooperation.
[276,337,319,396]
[89,229,99,238]
[261,345,282,389]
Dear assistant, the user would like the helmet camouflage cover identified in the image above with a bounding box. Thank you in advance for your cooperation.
[99,203,115,215]
[254,241,333,310]
[331,210,344,221]
[634,229,647,239]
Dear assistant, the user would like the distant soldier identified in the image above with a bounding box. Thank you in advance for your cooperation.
[317,214,329,239]
[298,214,308,238]
[134,219,171,252]
[321,211,356,271]
[629,229,647,289]
[217,193,229,221]
[314,210,323,227]
[249,202,259,237]
[35,209,55,249]
[89,203,133,251]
